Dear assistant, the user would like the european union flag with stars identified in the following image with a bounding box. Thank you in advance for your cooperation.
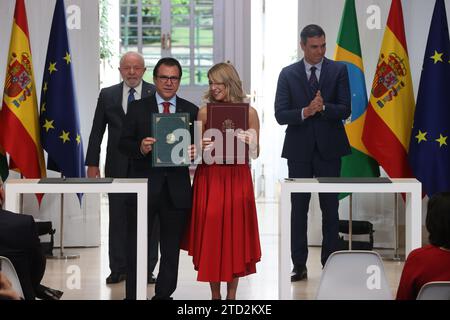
[409,0,450,197]
[40,0,85,180]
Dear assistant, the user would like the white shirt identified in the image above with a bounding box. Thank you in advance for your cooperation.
[304,59,323,82]
[122,81,143,113]
[155,93,177,114]
[301,59,325,120]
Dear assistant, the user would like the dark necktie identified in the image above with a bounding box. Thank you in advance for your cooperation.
[162,101,171,114]
[309,66,319,93]
[127,88,136,107]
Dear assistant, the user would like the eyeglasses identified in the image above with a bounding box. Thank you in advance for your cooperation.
[157,75,181,83]
[120,66,145,72]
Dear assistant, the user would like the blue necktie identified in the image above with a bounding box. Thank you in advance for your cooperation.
[309,66,319,93]
[127,88,135,107]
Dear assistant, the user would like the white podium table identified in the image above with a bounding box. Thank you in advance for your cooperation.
[4,178,148,300]
[278,178,422,300]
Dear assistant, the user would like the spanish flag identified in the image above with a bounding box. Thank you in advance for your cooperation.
[362,0,414,178]
[335,0,380,199]
[0,0,46,194]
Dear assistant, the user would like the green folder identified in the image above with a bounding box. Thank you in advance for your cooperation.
[151,113,191,167]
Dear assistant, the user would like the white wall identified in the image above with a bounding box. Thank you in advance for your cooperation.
[0,0,100,247]
[223,0,251,95]
[250,0,298,202]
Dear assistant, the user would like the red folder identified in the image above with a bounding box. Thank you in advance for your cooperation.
[206,103,249,164]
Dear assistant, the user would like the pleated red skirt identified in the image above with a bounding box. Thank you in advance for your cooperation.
[182,163,261,282]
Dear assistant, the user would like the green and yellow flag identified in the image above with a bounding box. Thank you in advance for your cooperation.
[335,0,379,199]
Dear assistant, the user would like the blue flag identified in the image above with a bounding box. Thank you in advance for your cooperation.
[409,0,450,197]
[40,0,85,181]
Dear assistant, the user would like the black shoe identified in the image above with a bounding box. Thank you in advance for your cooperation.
[106,272,127,284]
[291,265,307,282]
[36,285,64,300]
[147,273,157,284]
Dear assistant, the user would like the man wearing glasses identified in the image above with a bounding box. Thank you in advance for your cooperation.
[119,57,198,300]
[85,52,159,285]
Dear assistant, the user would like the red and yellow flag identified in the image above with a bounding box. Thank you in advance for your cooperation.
[0,0,46,189]
[362,0,414,178]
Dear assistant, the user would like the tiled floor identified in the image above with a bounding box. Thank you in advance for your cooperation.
[41,199,405,300]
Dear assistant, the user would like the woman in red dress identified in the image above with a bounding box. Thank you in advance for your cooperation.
[396,192,450,300]
[183,62,261,300]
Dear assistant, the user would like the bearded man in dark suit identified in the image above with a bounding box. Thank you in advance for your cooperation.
[85,51,159,284]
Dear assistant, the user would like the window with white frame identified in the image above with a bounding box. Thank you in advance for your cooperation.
[120,0,215,86]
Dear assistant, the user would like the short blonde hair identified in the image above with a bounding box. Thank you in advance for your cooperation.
[204,62,246,103]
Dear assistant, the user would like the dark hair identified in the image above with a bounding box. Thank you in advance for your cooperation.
[153,57,182,78]
[300,24,325,44]
[426,192,450,249]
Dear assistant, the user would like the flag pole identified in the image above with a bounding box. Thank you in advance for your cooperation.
[348,194,353,250]
[392,193,401,261]
[19,175,24,213]
[384,193,402,261]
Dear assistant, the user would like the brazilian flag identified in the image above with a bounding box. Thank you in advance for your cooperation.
[334,0,380,200]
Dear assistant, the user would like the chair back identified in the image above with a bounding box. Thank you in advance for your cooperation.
[417,281,450,300]
[0,255,24,299]
[316,250,393,300]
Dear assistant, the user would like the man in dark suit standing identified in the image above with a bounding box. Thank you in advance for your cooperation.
[274,24,351,281]
[119,57,198,300]
[85,52,159,284]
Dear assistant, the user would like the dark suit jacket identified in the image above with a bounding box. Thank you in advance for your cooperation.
[274,57,351,162]
[0,209,45,300]
[119,94,198,209]
[85,81,156,177]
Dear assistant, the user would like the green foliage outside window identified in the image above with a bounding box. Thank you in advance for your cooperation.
[100,0,114,66]
[120,0,214,85]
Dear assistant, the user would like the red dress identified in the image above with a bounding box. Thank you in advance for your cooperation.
[182,163,261,282]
